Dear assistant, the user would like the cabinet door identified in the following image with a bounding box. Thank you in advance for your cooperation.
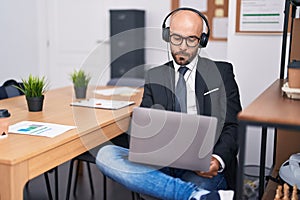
[110,10,145,35]
[110,29,145,63]
[110,10,145,79]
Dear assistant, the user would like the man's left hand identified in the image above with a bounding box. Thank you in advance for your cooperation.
[194,157,220,178]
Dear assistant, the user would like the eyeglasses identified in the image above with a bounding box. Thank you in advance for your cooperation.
[170,34,200,47]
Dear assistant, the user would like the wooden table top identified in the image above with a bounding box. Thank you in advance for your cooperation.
[238,79,300,127]
[0,86,143,165]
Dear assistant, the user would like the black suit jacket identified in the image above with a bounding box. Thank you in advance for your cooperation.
[140,57,242,189]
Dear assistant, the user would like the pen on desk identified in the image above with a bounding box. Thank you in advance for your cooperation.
[204,88,219,96]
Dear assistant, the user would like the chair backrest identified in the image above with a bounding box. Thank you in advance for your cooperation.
[0,79,24,100]
[107,77,144,88]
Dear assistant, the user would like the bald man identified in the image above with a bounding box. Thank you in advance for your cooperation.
[96,8,241,200]
[170,9,203,66]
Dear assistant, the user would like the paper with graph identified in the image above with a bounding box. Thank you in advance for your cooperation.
[9,121,76,138]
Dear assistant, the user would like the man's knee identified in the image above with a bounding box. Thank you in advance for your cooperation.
[96,145,115,165]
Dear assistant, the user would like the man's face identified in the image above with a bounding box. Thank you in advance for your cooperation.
[169,11,203,66]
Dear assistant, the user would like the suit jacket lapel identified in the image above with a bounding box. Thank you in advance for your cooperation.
[195,57,211,116]
[163,61,176,111]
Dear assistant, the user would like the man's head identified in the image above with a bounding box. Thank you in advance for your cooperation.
[167,9,206,65]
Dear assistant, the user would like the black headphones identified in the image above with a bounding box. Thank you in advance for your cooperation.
[162,7,210,48]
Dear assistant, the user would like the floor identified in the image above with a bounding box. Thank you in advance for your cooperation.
[23,160,135,200]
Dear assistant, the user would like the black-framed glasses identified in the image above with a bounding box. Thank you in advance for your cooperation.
[170,34,200,47]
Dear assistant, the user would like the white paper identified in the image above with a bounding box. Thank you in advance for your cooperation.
[239,0,285,32]
[179,0,207,12]
[215,0,224,6]
[215,8,224,17]
[70,98,135,110]
[212,17,228,38]
[9,121,76,138]
[94,87,139,96]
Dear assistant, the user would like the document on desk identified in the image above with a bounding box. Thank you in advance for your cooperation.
[9,121,76,138]
[70,98,135,110]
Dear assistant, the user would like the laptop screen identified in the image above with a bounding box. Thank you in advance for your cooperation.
[128,107,218,171]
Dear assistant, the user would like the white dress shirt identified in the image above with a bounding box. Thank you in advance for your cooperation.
[173,56,198,115]
[173,57,225,172]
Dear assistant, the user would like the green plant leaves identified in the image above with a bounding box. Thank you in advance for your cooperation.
[15,75,48,97]
[70,69,91,88]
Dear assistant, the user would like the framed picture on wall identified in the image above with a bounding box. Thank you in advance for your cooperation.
[236,0,285,34]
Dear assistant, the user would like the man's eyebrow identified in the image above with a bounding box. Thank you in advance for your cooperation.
[170,32,199,38]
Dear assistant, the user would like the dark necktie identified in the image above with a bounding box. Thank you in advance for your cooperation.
[175,66,189,113]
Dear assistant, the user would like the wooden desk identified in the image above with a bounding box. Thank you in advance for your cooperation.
[0,86,143,200]
[236,79,300,199]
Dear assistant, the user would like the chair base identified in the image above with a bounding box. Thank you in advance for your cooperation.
[66,155,107,200]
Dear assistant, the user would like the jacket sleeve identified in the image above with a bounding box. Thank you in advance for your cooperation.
[140,70,154,108]
[213,62,242,171]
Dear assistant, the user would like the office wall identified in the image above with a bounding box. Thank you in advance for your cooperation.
[227,0,284,167]
[0,0,39,84]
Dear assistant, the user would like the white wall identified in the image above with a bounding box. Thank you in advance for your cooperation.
[0,0,39,84]
[227,0,284,167]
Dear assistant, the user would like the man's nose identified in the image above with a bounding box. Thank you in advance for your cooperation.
[179,39,188,49]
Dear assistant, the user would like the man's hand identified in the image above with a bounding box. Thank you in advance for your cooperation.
[194,157,220,178]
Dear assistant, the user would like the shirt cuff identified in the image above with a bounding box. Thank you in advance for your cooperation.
[212,154,225,172]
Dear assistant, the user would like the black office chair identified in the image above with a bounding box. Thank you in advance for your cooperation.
[65,77,144,200]
[0,79,24,99]
[43,168,59,200]
[65,147,104,200]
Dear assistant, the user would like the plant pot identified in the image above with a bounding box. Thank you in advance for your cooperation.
[74,86,87,99]
[26,95,44,112]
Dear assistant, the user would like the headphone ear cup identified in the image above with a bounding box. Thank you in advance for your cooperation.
[199,33,208,48]
[162,27,170,42]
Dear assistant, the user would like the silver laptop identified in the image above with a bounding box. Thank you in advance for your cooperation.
[128,107,218,171]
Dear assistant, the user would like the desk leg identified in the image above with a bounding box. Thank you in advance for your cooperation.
[0,161,28,200]
[258,127,267,199]
[236,122,246,200]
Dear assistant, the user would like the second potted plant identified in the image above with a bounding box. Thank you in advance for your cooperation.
[15,74,48,112]
[70,69,91,99]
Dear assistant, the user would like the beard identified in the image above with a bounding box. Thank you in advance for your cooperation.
[171,49,198,65]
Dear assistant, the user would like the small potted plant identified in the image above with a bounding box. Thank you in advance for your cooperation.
[70,69,91,99]
[15,74,48,112]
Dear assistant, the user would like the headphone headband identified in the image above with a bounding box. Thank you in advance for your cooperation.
[162,7,210,48]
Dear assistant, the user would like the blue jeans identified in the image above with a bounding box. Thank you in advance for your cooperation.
[96,145,227,200]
